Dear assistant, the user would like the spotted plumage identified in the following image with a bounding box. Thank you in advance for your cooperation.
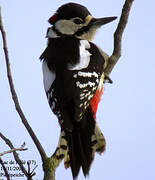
[40,36,104,128]
[40,2,117,179]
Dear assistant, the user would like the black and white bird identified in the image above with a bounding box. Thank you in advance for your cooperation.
[40,3,116,179]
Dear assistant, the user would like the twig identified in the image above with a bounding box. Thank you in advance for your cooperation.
[27,161,38,178]
[0,157,10,180]
[0,132,38,179]
[0,7,47,163]
[104,0,134,75]
[0,132,30,178]
[0,142,28,157]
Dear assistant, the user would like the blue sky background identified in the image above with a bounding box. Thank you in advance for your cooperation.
[0,0,155,179]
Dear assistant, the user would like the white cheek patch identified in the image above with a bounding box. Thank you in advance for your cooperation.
[55,19,79,35]
[68,40,91,70]
[42,60,55,92]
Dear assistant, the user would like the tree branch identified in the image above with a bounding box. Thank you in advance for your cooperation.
[0,132,31,179]
[0,7,47,163]
[27,161,38,178]
[0,157,10,180]
[104,0,134,75]
[0,132,38,179]
[0,142,28,157]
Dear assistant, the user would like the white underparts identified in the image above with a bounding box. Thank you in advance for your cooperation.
[68,40,91,70]
[42,60,55,92]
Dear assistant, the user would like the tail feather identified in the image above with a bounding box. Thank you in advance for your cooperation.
[77,133,88,176]
[68,132,81,179]
[91,124,106,155]
[65,108,95,179]
[66,132,91,179]
[54,108,106,179]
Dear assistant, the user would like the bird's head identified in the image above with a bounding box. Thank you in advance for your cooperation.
[47,3,117,41]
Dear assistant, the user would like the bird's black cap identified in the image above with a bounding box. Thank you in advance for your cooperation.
[49,3,91,24]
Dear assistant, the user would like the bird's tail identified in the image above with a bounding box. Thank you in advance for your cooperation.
[54,108,106,179]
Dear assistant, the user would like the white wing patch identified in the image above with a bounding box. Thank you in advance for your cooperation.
[68,40,91,70]
[76,81,96,88]
[77,71,98,78]
[42,60,55,92]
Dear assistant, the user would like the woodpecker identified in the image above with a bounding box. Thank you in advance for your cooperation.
[40,3,116,179]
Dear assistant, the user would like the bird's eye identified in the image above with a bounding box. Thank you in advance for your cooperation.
[73,18,83,24]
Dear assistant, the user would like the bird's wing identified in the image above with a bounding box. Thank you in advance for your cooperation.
[40,37,105,130]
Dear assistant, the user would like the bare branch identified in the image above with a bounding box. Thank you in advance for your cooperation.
[0,142,28,157]
[0,157,10,180]
[0,132,38,179]
[104,0,134,75]
[0,132,30,178]
[0,7,47,162]
[27,161,38,178]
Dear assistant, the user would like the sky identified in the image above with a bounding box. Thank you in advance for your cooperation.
[0,0,155,180]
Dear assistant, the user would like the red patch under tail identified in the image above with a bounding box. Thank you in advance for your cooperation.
[90,87,104,119]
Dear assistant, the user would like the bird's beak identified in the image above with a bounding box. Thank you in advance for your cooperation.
[91,16,117,26]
